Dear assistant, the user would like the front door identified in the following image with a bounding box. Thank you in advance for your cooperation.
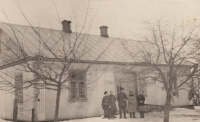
[37,84,45,121]
[115,71,137,97]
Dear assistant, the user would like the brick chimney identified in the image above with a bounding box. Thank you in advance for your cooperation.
[99,26,109,38]
[61,20,72,33]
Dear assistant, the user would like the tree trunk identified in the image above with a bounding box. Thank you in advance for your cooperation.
[163,93,171,122]
[54,84,61,122]
[13,98,18,122]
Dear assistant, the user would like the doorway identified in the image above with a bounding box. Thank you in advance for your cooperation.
[115,71,137,99]
[37,84,45,121]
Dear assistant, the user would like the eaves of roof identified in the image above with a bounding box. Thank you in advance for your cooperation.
[0,57,192,71]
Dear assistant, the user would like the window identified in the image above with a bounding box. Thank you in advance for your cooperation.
[71,82,76,99]
[79,82,85,98]
[15,74,23,103]
[167,72,177,96]
[171,73,177,91]
[6,37,23,58]
[69,70,86,101]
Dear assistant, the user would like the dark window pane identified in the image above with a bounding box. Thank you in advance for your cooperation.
[80,94,85,98]
[79,82,84,88]
[71,82,76,98]
[15,74,23,103]
[78,73,85,80]
[71,82,75,88]
[71,73,76,79]
[71,94,76,98]
[79,82,85,98]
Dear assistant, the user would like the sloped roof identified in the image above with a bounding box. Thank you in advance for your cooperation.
[0,22,191,66]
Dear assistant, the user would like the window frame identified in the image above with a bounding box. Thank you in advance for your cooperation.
[14,73,23,104]
[68,70,87,102]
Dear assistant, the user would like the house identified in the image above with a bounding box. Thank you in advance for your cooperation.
[0,20,193,121]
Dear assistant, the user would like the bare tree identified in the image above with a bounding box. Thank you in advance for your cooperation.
[0,1,115,122]
[0,72,18,122]
[121,20,200,122]
[0,69,41,122]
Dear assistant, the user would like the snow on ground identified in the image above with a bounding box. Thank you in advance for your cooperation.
[0,119,11,122]
[1,108,200,122]
[170,108,200,116]
[61,108,200,122]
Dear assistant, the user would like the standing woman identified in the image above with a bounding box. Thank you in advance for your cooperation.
[128,91,137,118]
[137,90,145,118]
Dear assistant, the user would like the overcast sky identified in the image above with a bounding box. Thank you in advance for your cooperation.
[0,0,200,39]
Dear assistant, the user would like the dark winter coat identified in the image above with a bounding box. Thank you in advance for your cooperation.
[109,94,117,112]
[137,94,145,106]
[117,92,128,107]
[102,96,111,106]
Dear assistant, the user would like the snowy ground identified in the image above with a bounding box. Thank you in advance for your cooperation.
[62,108,200,122]
[1,108,200,122]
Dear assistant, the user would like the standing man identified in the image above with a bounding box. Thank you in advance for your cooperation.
[117,88,127,119]
[102,91,110,119]
[137,90,146,118]
[109,91,117,118]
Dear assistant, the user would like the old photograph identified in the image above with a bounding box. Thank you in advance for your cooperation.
[0,0,200,122]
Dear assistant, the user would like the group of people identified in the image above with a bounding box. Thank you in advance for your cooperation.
[102,87,145,119]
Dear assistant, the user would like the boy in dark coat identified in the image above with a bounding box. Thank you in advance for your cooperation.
[102,91,110,119]
[117,88,127,119]
[137,90,145,118]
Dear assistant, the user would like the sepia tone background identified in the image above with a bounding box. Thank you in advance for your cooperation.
[0,0,200,39]
[0,0,200,122]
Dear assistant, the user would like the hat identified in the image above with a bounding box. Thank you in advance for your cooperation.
[120,87,124,90]
[104,91,108,94]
